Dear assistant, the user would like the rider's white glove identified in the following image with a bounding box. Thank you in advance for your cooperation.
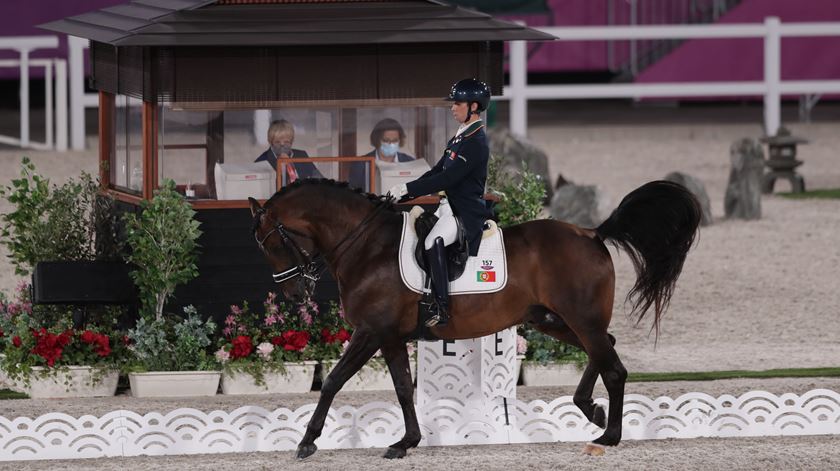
[387,183,408,199]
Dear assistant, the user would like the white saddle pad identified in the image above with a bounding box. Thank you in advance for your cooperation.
[399,207,508,295]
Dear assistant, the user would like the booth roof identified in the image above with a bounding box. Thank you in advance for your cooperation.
[39,0,553,47]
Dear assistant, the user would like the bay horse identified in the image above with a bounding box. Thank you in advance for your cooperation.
[248,178,701,460]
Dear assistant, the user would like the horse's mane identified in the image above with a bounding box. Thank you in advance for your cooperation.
[264,178,397,212]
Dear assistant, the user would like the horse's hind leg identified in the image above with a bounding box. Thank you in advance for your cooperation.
[578,332,627,449]
[380,342,421,459]
[530,313,609,428]
[296,329,380,460]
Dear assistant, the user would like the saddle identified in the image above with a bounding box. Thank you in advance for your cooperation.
[413,209,469,282]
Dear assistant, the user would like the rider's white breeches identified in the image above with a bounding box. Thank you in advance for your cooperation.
[425,198,458,249]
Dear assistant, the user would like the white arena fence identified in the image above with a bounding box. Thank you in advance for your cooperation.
[0,328,839,461]
[3,18,840,151]
[501,17,840,137]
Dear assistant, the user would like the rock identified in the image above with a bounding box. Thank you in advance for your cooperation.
[549,182,610,228]
[487,127,553,201]
[725,138,765,220]
[664,172,713,226]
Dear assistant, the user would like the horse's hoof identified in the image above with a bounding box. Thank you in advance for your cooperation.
[296,443,318,460]
[383,447,407,459]
[592,405,606,429]
[581,442,606,456]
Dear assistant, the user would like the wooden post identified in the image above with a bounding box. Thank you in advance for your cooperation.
[98,91,114,191]
[142,100,158,200]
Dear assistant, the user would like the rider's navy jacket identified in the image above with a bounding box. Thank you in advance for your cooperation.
[405,120,490,256]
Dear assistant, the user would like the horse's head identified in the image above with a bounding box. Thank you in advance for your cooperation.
[249,196,319,303]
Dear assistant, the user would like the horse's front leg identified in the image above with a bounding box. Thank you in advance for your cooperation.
[296,329,380,460]
[380,342,421,459]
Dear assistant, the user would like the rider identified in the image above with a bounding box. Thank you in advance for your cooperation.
[388,78,492,327]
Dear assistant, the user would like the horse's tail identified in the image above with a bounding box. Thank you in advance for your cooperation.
[595,180,702,338]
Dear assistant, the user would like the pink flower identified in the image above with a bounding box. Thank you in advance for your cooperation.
[308,300,320,314]
[338,303,346,319]
[256,342,274,360]
[516,335,528,356]
[225,315,236,326]
[238,325,247,333]
[230,305,242,315]
[215,348,230,363]
[264,315,277,327]
[299,304,313,326]
[222,327,233,337]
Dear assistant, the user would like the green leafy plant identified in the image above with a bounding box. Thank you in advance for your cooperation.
[126,305,217,372]
[0,157,120,276]
[0,283,132,389]
[486,155,546,228]
[123,179,201,320]
[519,326,588,368]
[216,295,351,385]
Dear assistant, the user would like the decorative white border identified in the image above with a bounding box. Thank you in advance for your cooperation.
[1,389,839,461]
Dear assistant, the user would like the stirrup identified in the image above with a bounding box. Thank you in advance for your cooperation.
[425,306,449,327]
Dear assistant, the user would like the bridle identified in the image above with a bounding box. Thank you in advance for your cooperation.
[252,200,390,297]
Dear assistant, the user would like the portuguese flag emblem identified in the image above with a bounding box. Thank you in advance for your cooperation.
[476,271,496,282]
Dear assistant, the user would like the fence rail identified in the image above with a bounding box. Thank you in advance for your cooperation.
[501,17,840,137]
[3,17,840,151]
[0,36,66,151]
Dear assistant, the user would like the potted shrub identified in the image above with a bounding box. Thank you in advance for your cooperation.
[126,305,220,397]
[121,180,219,397]
[0,283,129,398]
[217,293,319,395]
[519,326,589,387]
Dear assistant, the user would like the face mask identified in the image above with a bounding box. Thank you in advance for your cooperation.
[380,142,399,157]
[272,144,292,157]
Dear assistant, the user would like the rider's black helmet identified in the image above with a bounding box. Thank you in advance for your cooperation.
[445,78,491,112]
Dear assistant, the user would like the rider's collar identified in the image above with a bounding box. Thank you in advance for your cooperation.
[455,119,484,138]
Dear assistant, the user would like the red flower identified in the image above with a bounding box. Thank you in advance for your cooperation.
[270,335,283,346]
[122,335,132,346]
[278,330,309,352]
[321,328,334,344]
[80,330,97,344]
[334,328,351,343]
[0,329,4,338]
[230,335,254,359]
[12,336,21,348]
[31,329,70,367]
[80,330,111,357]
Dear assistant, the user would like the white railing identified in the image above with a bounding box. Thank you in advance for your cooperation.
[0,36,67,151]
[502,17,840,137]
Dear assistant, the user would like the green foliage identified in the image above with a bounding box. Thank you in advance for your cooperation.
[519,326,588,368]
[0,286,132,388]
[123,180,201,320]
[217,296,353,385]
[0,157,119,276]
[486,155,546,228]
[126,305,217,372]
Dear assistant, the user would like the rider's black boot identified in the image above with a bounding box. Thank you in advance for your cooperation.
[424,237,450,327]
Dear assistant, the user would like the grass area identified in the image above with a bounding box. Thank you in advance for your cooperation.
[0,389,28,400]
[628,367,840,383]
[778,188,840,199]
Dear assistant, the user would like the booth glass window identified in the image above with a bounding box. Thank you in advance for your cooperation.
[149,103,459,203]
[112,95,143,194]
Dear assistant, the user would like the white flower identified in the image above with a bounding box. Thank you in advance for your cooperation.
[257,342,274,360]
[516,335,528,356]
[215,348,230,363]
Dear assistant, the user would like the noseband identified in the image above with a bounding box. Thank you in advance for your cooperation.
[252,201,388,296]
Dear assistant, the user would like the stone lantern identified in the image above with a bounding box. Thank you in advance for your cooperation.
[760,126,808,193]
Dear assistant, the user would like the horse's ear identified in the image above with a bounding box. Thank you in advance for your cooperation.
[248,197,262,217]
